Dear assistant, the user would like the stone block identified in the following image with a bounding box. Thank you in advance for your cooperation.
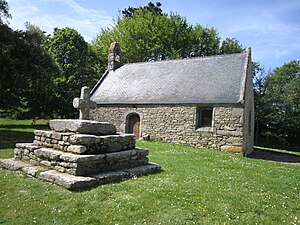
[22,166,45,177]
[34,148,62,161]
[67,145,88,154]
[232,108,244,116]
[62,136,70,142]
[109,143,122,152]
[34,130,43,136]
[51,139,58,144]
[33,140,42,146]
[124,163,161,176]
[0,158,29,170]
[92,171,129,183]
[54,166,66,173]
[38,170,98,190]
[59,152,105,163]
[69,134,98,146]
[52,132,62,140]
[221,145,243,153]
[227,137,243,145]
[15,143,28,148]
[49,119,116,135]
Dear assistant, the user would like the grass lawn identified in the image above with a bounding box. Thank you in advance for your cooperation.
[0,119,299,224]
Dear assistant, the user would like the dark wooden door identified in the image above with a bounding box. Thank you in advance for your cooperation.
[128,114,140,138]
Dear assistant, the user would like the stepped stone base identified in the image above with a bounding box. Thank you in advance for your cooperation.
[0,119,161,190]
[14,143,150,176]
[0,158,160,191]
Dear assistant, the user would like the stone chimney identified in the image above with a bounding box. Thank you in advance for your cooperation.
[108,42,123,71]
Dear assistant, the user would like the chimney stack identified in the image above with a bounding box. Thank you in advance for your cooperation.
[108,42,123,71]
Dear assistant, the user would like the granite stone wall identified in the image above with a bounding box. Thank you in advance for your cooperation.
[91,104,246,153]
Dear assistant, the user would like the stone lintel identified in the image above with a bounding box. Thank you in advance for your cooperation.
[49,119,116,135]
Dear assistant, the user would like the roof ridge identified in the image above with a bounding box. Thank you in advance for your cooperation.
[122,52,248,67]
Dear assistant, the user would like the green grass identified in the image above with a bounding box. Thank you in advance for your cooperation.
[0,119,299,224]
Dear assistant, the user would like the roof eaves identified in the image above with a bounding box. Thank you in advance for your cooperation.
[91,70,109,95]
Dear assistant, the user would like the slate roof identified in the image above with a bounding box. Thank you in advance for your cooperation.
[91,52,250,105]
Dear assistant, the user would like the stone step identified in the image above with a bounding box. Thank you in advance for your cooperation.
[33,130,135,154]
[0,158,161,191]
[15,145,150,176]
[49,119,116,135]
[16,145,149,163]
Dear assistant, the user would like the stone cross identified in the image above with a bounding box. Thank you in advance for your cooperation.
[73,86,97,120]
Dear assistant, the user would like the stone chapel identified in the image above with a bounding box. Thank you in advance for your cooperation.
[90,42,255,156]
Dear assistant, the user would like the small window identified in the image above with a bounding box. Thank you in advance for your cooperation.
[197,108,213,128]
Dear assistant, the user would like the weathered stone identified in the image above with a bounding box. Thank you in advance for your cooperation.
[38,170,98,190]
[15,143,30,149]
[33,140,42,146]
[124,163,161,176]
[69,134,98,146]
[0,158,29,170]
[34,148,61,160]
[91,105,252,155]
[1,104,161,189]
[221,145,243,153]
[232,108,244,116]
[54,166,66,173]
[22,166,45,177]
[227,137,243,145]
[34,130,43,136]
[52,132,62,140]
[49,119,116,135]
[92,171,128,183]
[59,152,105,163]
[67,145,88,154]
[40,160,52,167]
[106,148,148,161]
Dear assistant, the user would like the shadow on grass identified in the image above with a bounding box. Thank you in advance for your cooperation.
[0,124,49,130]
[0,130,35,149]
[0,123,49,150]
[248,147,300,164]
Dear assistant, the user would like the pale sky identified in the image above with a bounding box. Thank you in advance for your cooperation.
[6,0,300,70]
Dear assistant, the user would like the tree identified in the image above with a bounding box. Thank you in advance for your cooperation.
[47,27,98,117]
[263,60,300,147]
[0,0,11,24]
[0,2,58,118]
[121,2,162,18]
[220,38,245,54]
[190,24,220,57]
[93,9,193,68]
[252,62,268,143]
[0,23,59,118]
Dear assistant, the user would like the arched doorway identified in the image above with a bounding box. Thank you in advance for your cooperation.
[127,113,140,139]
